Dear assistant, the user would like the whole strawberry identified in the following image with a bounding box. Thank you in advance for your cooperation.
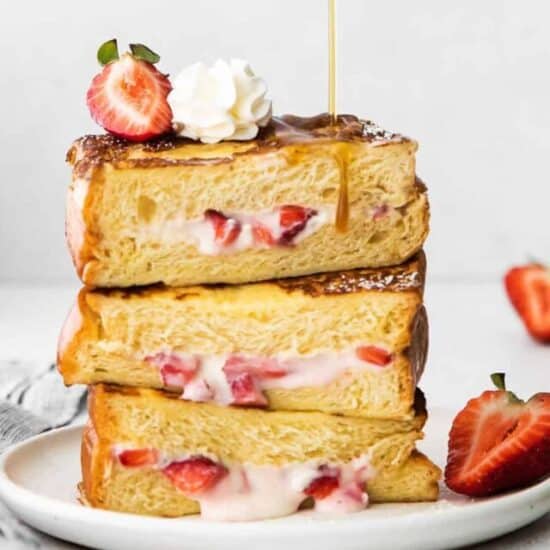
[505,263,550,342]
[445,373,550,497]
[86,39,172,142]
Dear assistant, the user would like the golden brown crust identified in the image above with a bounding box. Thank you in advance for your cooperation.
[272,251,426,297]
[57,289,101,384]
[405,305,429,385]
[67,114,411,176]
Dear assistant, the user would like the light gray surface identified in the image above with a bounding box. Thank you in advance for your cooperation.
[1,0,550,282]
[0,282,548,549]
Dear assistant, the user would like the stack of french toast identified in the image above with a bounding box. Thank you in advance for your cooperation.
[58,113,441,521]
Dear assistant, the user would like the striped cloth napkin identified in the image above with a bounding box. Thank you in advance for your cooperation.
[0,361,86,549]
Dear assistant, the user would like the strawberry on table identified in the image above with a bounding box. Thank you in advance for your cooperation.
[504,263,550,342]
[445,373,550,497]
[86,39,172,142]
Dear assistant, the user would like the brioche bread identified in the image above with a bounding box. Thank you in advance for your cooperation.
[59,254,427,419]
[66,114,429,287]
[81,384,440,518]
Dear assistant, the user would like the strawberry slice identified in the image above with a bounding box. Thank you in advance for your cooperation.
[118,448,158,468]
[225,371,268,407]
[223,355,286,380]
[86,44,172,142]
[145,353,200,389]
[304,475,340,500]
[252,223,276,246]
[204,210,242,247]
[356,345,393,366]
[162,456,228,494]
[445,373,550,497]
[505,264,550,342]
[278,205,317,245]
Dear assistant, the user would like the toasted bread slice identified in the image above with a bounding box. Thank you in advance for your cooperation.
[66,114,428,287]
[81,385,440,519]
[59,254,427,419]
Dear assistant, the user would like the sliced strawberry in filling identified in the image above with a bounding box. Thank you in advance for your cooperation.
[117,448,159,468]
[162,456,228,495]
[355,345,393,366]
[252,223,276,246]
[304,474,340,500]
[278,205,317,245]
[223,355,286,379]
[226,371,268,407]
[205,209,242,246]
[146,353,200,389]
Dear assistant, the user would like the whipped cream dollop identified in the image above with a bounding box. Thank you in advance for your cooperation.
[168,59,272,143]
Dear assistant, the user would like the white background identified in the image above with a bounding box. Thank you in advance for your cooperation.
[1,0,549,283]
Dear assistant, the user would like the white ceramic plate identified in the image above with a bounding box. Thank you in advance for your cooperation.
[0,408,548,550]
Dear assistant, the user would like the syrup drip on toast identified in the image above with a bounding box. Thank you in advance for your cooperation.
[334,144,350,232]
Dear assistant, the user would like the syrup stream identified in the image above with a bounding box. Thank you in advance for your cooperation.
[329,0,349,231]
[328,0,337,124]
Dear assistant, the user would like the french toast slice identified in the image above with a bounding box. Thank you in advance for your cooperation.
[66,114,429,287]
[81,384,440,520]
[59,254,427,419]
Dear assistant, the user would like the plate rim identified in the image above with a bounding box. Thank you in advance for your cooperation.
[0,423,549,539]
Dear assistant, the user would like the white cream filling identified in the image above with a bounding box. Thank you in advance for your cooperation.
[137,205,333,254]
[145,347,392,406]
[114,447,373,521]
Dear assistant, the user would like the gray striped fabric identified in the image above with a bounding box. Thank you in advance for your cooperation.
[0,361,86,548]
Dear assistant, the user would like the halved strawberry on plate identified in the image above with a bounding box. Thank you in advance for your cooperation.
[504,263,550,342]
[86,39,173,142]
[445,373,550,497]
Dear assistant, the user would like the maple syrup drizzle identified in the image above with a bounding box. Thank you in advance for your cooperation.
[329,0,349,231]
[328,0,337,125]
[334,144,350,232]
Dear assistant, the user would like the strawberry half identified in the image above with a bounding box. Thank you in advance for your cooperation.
[117,448,159,468]
[505,264,550,343]
[204,210,242,247]
[355,345,393,366]
[86,40,172,142]
[162,456,228,495]
[445,373,550,497]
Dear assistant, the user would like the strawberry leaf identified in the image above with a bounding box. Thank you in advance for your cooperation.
[129,43,160,64]
[490,372,506,391]
[97,39,119,66]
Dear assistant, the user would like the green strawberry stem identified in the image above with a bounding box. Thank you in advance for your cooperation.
[97,39,119,66]
[490,372,523,403]
[491,372,506,390]
[129,43,160,64]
